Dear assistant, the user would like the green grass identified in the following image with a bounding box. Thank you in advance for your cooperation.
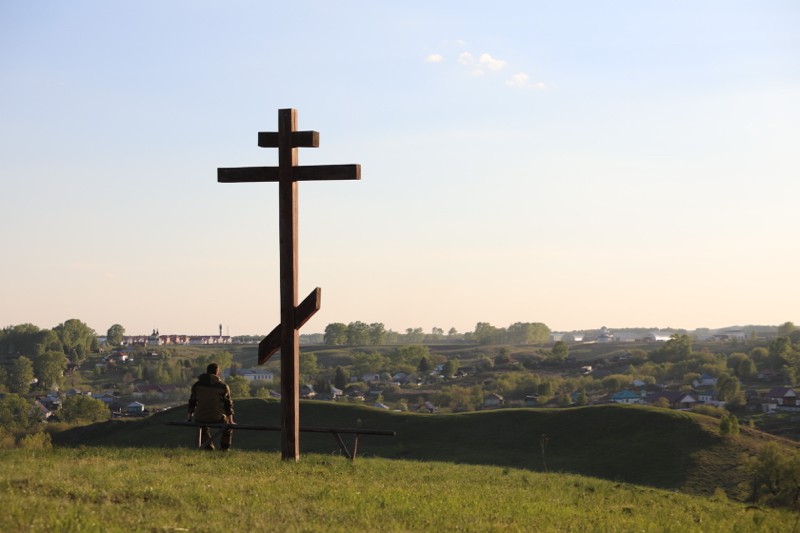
[52,401,800,498]
[0,447,795,532]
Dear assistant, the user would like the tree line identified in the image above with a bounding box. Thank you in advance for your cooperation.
[322,321,551,346]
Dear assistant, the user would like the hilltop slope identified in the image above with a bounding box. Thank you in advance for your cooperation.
[52,401,798,496]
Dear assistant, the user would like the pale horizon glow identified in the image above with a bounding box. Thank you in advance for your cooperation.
[1,2,798,338]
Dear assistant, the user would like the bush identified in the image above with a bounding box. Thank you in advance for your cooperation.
[18,431,52,450]
[741,443,800,508]
[0,428,16,449]
[691,405,727,419]
[60,395,111,424]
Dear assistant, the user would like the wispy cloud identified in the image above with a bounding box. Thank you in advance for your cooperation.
[505,72,546,90]
[457,51,507,76]
[479,53,507,71]
[425,41,546,91]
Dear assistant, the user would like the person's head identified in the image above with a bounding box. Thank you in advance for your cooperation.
[206,363,220,376]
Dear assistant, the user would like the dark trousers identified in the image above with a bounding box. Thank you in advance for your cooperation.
[197,420,233,450]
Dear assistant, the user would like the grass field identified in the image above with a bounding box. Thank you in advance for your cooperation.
[1,447,796,532]
[53,401,799,498]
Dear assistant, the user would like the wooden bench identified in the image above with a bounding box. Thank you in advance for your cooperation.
[166,421,395,461]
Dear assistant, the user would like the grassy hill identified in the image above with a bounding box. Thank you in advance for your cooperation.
[3,448,795,532]
[52,401,798,498]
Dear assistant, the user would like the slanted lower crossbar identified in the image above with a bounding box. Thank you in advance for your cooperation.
[167,421,395,461]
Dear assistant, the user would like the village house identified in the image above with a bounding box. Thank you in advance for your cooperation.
[644,332,672,342]
[646,390,697,410]
[126,401,146,416]
[122,331,232,346]
[765,387,799,412]
[37,394,62,411]
[484,393,505,408]
[713,329,747,342]
[418,401,436,413]
[610,390,642,404]
[692,373,718,388]
[237,368,274,382]
[695,389,725,407]
[92,391,117,405]
[132,384,178,400]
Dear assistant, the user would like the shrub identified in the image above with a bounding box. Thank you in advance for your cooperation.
[741,443,800,508]
[691,405,727,419]
[18,431,52,450]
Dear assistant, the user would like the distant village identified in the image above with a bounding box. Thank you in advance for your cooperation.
[119,328,233,347]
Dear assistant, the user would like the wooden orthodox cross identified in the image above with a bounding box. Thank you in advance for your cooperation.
[218,108,360,461]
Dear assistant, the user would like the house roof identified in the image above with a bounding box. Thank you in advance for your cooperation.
[647,390,696,403]
[767,387,796,398]
[611,390,640,400]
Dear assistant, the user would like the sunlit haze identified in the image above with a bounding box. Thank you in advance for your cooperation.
[1,2,798,336]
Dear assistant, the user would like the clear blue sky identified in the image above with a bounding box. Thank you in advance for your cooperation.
[1,1,798,336]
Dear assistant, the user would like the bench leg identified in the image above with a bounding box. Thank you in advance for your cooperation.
[198,425,229,450]
[332,432,352,460]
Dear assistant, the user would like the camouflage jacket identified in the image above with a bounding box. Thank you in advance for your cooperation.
[188,373,234,422]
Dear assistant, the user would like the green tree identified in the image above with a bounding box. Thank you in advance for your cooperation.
[777,322,797,337]
[107,324,125,346]
[8,356,34,394]
[0,394,42,432]
[474,322,501,345]
[551,341,569,361]
[300,352,319,379]
[352,352,387,377]
[495,348,511,365]
[442,359,459,378]
[392,345,431,367]
[728,352,758,380]
[716,374,743,403]
[719,415,732,436]
[368,323,386,345]
[537,380,553,399]
[749,346,769,367]
[210,351,233,373]
[227,376,250,398]
[60,395,110,424]
[323,323,348,345]
[768,337,793,370]
[652,333,692,363]
[576,389,589,406]
[33,351,68,390]
[729,415,740,435]
[403,327,425,344]
[417,355,431,373]
[347,322,370,346]
[0,324,61,356]
[507,322,550,344]
[743,443,800,508]
[334,366,349,389]
[54,319,96,364]
[602,374,632,393]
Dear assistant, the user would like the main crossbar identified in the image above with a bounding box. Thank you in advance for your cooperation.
[218,164,360,183]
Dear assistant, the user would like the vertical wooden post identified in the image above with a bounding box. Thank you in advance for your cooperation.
[278,109,300,461]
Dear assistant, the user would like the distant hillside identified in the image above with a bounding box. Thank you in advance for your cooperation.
[52,401,798,497]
